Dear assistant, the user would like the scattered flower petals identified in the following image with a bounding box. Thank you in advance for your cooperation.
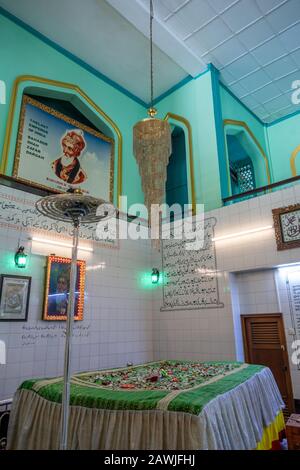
[83,361,240,391]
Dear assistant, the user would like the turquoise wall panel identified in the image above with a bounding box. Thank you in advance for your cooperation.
[267,113,300,180]
[220,85,267,154]
[166,128,188,211]
[226,134,248,163]
[155,71,222,212]
[220,85,274,189]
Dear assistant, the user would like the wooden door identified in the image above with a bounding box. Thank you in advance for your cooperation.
[241,313,294,418]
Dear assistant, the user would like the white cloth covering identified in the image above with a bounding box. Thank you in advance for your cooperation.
[7,367,284,450]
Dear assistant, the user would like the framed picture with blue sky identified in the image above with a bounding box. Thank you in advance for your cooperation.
[13,95,114,201]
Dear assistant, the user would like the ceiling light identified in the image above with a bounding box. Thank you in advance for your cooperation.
[212,225,273,242]
[31,237,93,252]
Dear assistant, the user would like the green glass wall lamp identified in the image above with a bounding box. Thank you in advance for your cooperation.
[15,246,27,268]
[151,268,160,284]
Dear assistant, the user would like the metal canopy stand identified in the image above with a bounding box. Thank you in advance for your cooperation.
[35,190,115,450]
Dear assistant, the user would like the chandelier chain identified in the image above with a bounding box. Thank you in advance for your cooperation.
[150,0,154,108]
[133,0,172,251]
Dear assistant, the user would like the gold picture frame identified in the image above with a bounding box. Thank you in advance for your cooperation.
[13,95,114,202]
[272,204,300,251]
[43,255,86,321]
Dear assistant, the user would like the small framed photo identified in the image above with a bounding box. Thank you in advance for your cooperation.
[43,255,85,321]
[272,204,300,251]
[0,275,31,321]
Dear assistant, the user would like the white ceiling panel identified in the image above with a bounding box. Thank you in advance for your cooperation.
[223,54,259,81]
[263,93,291,113]
[185,17,233,52]
[264,56,297,81]
[275,70,300,93]
[201,51,223,69]
[251,83,282,102]
[266,101,300,122]
[161,0,187,11]
[237,18,275,51]
[228,81,249,98]
[209,37,247,66]
[163,14,192,39]
[255,0,288,14]
[291,49,300,67]
[1,0,300,123]
[282,103,300,115]
[221,0,262,33]
[139,0,300,122]
[166,0,217,38]
[251,38,287,66]
[219,67,236,84]
[238,70,272,94]
[239,94,261,109]
[253,105,268,119]
[278,22,300,51]
[207,0,239,14]
[266,0,300,32]
[150,0,171,19]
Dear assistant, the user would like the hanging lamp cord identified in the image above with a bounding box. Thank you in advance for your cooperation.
[150,0,154,109]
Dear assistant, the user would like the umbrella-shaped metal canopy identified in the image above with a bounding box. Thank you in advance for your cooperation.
[35,189,115,450]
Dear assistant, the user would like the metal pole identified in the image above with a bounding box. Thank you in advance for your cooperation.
[60,221,80,450]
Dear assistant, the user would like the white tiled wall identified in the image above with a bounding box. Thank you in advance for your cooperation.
[234,270,279,317]
[231,270,280,364]
[0,185,155,400]
[153,184,300,398]
[231,269,280,363]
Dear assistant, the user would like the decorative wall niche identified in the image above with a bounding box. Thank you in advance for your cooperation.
[0,75,123,207]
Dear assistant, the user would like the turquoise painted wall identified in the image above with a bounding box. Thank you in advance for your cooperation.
[0,13,146,209]
[155,70,223,212]
[267,113,300,180]
[220,85,274,192]
[220,85,267,154]
[166,128,188,212]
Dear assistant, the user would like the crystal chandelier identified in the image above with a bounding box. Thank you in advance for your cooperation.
[133,0,172,247]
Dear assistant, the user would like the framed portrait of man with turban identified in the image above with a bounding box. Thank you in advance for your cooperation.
[13,95,114,202]
[51,129,87,185]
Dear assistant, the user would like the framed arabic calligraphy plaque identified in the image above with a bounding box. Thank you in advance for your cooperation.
[272,204,300,251]
[161,217,224,311]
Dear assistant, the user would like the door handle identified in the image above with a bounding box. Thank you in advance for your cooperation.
[281,345,285,351]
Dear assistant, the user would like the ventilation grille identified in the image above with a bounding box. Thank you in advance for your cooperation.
[251,322,280,344]
[232,157,255,194]
[237,162,255,192]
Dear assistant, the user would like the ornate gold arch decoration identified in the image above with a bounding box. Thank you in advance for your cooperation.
[223,119,271,187]
[290,144,300,176]
[0,75,123,207]
[164,112,196,215]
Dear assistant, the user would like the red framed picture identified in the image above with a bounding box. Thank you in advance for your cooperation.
[43,255,85,321]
